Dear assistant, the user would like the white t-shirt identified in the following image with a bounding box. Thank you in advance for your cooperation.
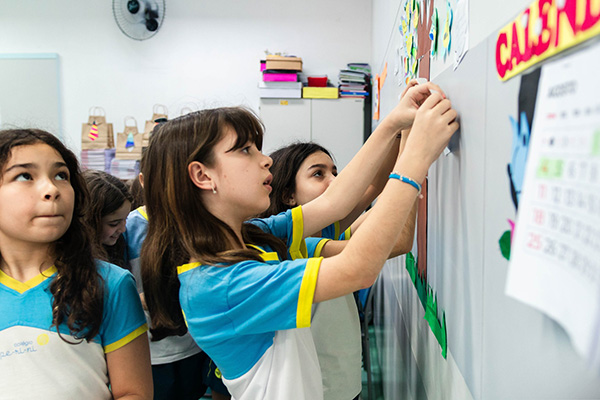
[0,261,147,399]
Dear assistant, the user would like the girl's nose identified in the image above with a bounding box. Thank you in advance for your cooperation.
[116,220,127,235]
[42,180,60,200]
[263,154,273,169]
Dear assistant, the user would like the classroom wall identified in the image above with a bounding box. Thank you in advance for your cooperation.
[371,1,600,399]
[0,0,372,153]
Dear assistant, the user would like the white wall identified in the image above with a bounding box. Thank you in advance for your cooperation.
[0,0,372,152]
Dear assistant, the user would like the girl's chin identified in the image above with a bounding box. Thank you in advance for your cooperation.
[102,239,119,247]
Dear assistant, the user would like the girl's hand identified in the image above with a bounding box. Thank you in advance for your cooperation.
[382,82,447,133]
[400,79,420,98]
[403,92,459,168]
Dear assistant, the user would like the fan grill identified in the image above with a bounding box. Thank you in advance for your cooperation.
[113,0,165,41]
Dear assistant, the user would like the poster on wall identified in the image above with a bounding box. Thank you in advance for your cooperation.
[506,44,600,368]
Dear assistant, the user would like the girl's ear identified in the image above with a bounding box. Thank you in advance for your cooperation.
[188,161,213,192]
[284,192,297,207]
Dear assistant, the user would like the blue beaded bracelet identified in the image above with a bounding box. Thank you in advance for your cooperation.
[389,172,421,193]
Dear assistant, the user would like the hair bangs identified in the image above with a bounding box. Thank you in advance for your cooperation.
[220,107,265,152]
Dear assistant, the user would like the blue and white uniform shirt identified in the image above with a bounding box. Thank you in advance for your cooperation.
[178,206,324,400]
[0,261,147,400]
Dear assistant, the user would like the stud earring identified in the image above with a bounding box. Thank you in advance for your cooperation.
[211,185,217,194]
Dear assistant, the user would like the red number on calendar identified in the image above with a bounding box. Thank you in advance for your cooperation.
[533,209,545,225]
[527,233,542,250]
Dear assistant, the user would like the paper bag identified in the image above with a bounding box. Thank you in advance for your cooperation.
[81,107,114,150]
[143,104,168,147]
[115,116,143,160]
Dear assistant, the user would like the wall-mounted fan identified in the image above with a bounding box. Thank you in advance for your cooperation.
[113,0,166,41]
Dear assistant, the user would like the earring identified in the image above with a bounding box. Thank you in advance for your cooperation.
[211,185,217,194]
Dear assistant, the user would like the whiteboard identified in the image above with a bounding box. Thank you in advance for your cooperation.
[0,54,61,137]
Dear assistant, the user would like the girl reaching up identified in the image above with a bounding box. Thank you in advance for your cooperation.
[262,136,417,400]
[141,85,457,399]
[0,129,151,400]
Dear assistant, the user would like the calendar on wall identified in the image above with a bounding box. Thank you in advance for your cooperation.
[506,43,600,368]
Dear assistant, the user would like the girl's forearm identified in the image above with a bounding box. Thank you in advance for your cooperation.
[302,119,400,237]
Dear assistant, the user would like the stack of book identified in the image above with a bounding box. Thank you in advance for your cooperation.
[338,63,371,98]
[80,148,115,173]
[259,55,303,99]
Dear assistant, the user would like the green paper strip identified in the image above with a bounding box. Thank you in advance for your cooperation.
[404,252,448,359]
[499,230,511,260]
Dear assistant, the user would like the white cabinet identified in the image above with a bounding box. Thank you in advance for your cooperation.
[259,98,365,170]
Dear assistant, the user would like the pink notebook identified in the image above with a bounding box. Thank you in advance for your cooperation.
[263,72,298,82]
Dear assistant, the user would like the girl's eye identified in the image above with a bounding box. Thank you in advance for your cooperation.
[15,173,32,182]
[241,146,251,154]
[108,223,120,228]
[55,171,69,181]
[312,171,323,177]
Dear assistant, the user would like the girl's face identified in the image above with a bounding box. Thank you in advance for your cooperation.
[0,143,74,248]
[208,127,273,220]
[100,200,131,246]
[291,151,337,206]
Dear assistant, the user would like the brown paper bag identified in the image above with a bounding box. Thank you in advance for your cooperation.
[143,104,168,147]
[115,116,143,160]
[81,107,114,149]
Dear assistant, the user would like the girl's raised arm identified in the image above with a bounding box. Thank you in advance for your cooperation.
[106,335,153,400]
[301,82,444,238]
[313,92,458,302]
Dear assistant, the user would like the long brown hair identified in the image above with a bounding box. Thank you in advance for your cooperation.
[0,129,103,342]
[141,107,287,340]
[82,170,133,269]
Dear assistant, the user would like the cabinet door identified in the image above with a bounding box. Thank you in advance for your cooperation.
[259,99,311,156]
[311,98,364,171]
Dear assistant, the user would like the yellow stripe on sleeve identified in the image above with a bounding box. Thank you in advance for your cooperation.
[137,206,148,220]
[343,226,352,240]
[334,221,340,240]
[289,206,308,260]
[296,257,322,328]
[313,239,331,258]
[104,324,148,353]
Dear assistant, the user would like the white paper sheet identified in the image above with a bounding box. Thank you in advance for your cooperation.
[453,0,469,70]
[506,44,600,369]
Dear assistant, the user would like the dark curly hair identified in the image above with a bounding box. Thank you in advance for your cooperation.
[0,129,103,342]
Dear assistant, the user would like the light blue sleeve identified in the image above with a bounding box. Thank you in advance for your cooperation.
[98,262,147,352]
[124,210,148,261]
[305,237,331,258]
[248,208,294,242]
[247,206,307,259]
[225,258,320,334]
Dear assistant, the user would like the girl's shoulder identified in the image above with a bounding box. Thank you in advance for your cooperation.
[95,260,135,288]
